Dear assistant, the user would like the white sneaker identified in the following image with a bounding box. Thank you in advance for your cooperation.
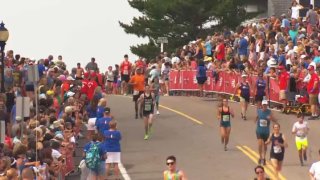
[164,94,169,96]
[156,111,160,115]
[124,93,127,96]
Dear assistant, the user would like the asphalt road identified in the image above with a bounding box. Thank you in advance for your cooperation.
[69,95,320,180]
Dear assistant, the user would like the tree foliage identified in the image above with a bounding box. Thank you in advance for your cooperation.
[120,0,258,59]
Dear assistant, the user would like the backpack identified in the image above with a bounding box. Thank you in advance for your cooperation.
[85,142,101,170]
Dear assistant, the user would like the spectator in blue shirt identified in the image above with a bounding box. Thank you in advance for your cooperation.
[96,98,107,119]
[196,60,207,97]
[104,120,122,180]
[238,35,248,60]
[83,133,107,180]
[204,37,212,56]
[96,107,112,138]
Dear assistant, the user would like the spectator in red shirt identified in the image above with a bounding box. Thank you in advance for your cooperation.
[307,65,319,119]
[81,72,89,96]
[277,66,290,109]
[87,72,98,100]
[215,38,225,67]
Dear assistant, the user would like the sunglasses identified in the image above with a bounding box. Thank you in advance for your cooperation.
[166,162,175,166]
[256,170,264,174]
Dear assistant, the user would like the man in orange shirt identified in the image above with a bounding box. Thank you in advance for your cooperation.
[129,67,145,119]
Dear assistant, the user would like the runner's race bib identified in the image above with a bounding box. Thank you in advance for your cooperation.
[222,115,230,122]
[123,70,129,75]
[144,103,152,111]
[260,119,268,127]
[133,90,139,95]
[273,145,282,154]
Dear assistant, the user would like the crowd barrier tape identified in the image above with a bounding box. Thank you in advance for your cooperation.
[169,70,281,103]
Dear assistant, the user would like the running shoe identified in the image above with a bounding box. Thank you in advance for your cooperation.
[243,116,247,120]
[241,113,244,119]
[144,134,149,140]
[156,110,160,115]
[262,159,266,165]
[300,159,304,166]
[258,158,261,165]
[224,146,228,151]
[304,153,307,161]
[135,114,138,119]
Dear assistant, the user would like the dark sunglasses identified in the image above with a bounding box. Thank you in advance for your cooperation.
[166,162,175,166]
[256,170,264,174]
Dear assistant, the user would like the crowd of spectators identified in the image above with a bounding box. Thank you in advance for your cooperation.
[0,48,126,179]
[136,1,320,119]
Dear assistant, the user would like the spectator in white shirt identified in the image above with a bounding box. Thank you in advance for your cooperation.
[310,149,320,180]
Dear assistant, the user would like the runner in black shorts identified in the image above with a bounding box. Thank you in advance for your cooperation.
[138,84,155,140]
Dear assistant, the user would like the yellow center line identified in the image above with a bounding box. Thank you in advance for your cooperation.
[242,146,286,180]
[237,146,277,180]
[117,95,286,179]
[159,105,204,125]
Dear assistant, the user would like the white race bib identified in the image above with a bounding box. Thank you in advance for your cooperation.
[133,90,139,95]
[222,115,230,122]
[259,119,268,127]
[144,104,152,111]
[123,70,129,75]
[273,145,282,154]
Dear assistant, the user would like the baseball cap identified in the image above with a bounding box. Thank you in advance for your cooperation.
[308,65,315,70]
[241,73,248,77]
[66,76,75,81]
[262,100,268,105]
[16,116,22,122]
[104,107,111,113]
[300,54,307,59]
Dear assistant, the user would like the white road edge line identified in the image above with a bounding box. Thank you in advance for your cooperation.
[119,162,131,180]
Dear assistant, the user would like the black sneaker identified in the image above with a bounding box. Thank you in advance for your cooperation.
[258,158,261,165]
[135,114,138,119]
[262,159,266,165]
[304,153,307,161]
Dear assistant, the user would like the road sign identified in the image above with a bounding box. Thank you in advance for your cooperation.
[16,97,30,118]
[157,37,168,44]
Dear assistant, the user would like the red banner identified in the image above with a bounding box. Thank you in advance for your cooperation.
[169,70,281,103]
[169,70,181,90]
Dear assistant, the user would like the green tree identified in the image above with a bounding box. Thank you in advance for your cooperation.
[120,0,257,59]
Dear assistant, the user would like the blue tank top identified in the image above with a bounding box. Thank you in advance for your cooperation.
[197,66,207,78]
[256,109,271,134]
[240,82,250,98]
[256,79,266,96]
